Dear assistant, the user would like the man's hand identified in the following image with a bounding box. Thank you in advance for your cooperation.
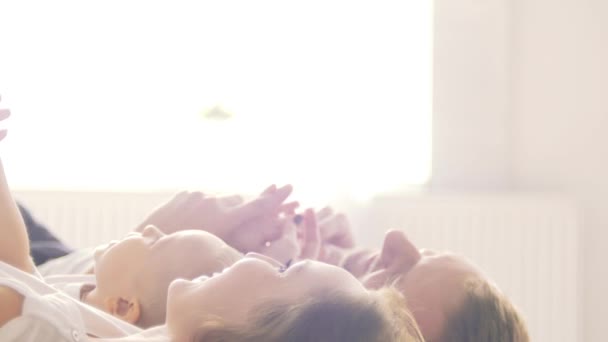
[134,184,296,242]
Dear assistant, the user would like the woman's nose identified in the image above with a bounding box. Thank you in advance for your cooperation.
[245,252,285,269]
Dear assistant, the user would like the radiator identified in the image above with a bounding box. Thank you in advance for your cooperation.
[14,191,581,342]
[14,191,175,248]
[358,194,581,342]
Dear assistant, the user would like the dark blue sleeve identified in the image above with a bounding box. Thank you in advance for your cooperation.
[18,203,73,265]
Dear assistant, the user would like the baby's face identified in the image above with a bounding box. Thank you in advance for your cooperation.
[93,225,243,302]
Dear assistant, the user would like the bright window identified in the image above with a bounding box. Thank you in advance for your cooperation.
[0,1,432,204]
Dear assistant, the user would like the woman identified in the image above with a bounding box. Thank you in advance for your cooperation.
[0,99,424,341]
[0,256,423,341]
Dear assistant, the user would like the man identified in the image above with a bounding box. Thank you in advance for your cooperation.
[314,209,530,342]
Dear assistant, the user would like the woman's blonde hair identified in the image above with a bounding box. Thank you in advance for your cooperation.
[440,277,530,342]
[194,287,425,342]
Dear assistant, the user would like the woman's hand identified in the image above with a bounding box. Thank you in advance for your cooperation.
[0,94,35,274]
[254,208,320,265]
[308,207,356,266]
[316,207,356,249]
[259,206,357,266]
[0,95,10,142]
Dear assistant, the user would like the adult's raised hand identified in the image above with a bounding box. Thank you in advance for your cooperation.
[0,95,10,142]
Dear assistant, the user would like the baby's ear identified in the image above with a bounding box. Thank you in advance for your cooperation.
[104,296,141,324]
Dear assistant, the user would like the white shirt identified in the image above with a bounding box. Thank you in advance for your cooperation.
[0,265,86,342]
[39,248,96,277]
[0,261,143,341]
[25,250,173,341]
[45,274,96,300]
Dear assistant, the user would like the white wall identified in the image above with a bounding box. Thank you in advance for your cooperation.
[433,0,607,340]
[511,0,608,341]
[432,0,513,191]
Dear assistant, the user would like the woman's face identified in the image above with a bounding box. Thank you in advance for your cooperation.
[166,257,369,340]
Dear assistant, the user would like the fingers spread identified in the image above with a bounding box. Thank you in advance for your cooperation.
[0,109,10,121]
[322,213,356,248]
[226,184,293,227]
[226,216,283,253]
[261,184,277,195]
[279,201,300,215]
[0,108,10,141]
[316,206,334,222]
[218,194,245,208]
[298,209,321,260]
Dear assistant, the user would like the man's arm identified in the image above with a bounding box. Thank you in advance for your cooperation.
[132,184,298,252]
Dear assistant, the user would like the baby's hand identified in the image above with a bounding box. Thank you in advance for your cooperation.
[259,209,319,265]
[307,207,356,266]
[0,95,10,142]
[257,215,300,265]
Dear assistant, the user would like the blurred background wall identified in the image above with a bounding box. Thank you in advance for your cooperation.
[433,0,607,340]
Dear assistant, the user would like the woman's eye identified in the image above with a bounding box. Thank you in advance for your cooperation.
[278,259,293,273]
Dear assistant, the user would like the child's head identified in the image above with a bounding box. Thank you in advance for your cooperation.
[356,230,529,341]
[85,225,242,327]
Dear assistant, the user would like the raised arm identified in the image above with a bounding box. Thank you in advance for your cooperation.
[133,184,298,249]
[0,100,35,273]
